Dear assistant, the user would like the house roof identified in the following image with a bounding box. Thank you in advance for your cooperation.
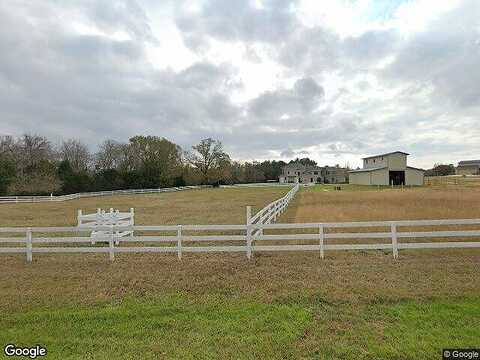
[349,167,387,173]
[458,160,480,166]
[283,163,306,168]
[349,166,425,173]
[362,151,410,160]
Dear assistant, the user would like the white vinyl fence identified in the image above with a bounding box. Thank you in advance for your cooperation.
[247,183,299,258]
[0,185,211,204]
[1,218,479,262]
[0,183,297,204]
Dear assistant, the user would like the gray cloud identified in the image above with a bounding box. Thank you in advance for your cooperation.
[176,0,299,49]
[382,0,480,108]
[249,77,324,119]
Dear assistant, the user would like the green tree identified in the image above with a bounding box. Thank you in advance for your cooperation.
[58,160,92,194]
[187,138,230,184]
[126,136,183,188]
[0,157,16,195]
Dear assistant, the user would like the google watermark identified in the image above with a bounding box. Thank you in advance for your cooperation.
[4,344,47,359]
[443,349,479,360]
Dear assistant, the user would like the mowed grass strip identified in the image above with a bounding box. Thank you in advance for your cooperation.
[299,298,480,360]
[0,186,289,227]
[1,293,478,360]
[0,294,312,360]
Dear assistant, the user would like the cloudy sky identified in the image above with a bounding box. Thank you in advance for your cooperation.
[1,0,479,168]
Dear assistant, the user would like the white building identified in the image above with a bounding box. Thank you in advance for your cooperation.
[349,151,424,186]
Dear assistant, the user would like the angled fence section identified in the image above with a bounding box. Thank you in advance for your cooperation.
[246,183,300,258]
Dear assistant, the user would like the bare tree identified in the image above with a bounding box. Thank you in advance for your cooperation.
[95,139,125,170]
[0,135,16,158]
[187,138,230,184]
[59,139,91,172]
[18,134,54,170]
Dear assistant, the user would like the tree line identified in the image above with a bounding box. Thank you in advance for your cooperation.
[0,134,312,196]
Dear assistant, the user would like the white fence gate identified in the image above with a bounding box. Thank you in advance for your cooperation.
[78,208,134,245]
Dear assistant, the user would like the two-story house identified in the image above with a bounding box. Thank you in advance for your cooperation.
[279,164,348,184]
[456,160,480,175]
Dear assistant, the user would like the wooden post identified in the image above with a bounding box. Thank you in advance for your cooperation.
[77,209,82,227]
[109,226,115,262]
[319,225,324,259]
[246,206,252,260]
[26,228,32,263]
[391,224,398,259]
[177,225,182,260]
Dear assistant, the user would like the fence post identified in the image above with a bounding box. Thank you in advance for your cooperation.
[246,206,252,260]
[109,226,115,262]
[319,225,324,259]
[130,208,135,239]
[391,224,398,259]
[177,225,182,260]
[26,228,32,263]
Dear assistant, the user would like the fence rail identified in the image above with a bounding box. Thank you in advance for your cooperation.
[0,183,299,204]
[0,186,213,204]
[1,217,479,262]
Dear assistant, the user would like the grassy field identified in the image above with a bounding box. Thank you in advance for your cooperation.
[0,186,288,226]
[283,184,480,222]
[1,185,479,359]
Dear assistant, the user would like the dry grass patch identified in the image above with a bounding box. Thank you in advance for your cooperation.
[0,186,288,227]
[281,186,480,223]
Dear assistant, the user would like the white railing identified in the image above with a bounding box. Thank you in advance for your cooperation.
[0,186,211,204]
[2,218,479,262]
[0,183,296,204]
[248,183,299,230]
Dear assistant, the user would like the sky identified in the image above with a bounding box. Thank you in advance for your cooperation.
[0,0,479,169]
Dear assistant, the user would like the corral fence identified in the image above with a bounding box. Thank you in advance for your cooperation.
[2,182,478,262]
[0,183,298,204]
[0,185,211,204]
[1,218,479,263]
[425,175,480,186]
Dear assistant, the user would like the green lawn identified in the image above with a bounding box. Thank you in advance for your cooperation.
[2,294,478,359]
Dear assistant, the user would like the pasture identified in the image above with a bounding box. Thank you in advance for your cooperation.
[1,185,479,359]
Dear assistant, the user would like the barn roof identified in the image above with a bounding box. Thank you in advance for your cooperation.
[348,167,387,173]
[362,151,410,160]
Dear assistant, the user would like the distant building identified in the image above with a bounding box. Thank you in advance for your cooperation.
[279,163,348,184]
[349,151,424,186]
[456,160,480,175]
